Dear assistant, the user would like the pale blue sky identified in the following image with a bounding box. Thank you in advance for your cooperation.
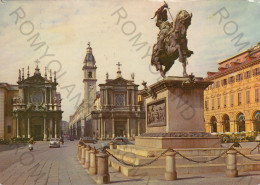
[0,0,259,121]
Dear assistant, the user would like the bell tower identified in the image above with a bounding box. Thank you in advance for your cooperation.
[83,42,97,114]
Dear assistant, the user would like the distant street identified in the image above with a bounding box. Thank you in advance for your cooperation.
[0,140,100,185]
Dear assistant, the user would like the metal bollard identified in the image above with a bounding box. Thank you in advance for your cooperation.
[89,148,97,175]
[84,145,91,169]
[109,142,114,150]
[226,149,238,177]
[165,151,177,181]
[81,145,86,164]
[96,151,110,184]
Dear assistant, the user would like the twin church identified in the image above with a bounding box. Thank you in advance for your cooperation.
[69,43,145,140]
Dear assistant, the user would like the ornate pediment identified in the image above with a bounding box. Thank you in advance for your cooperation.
[106,77,135,86]
[23,75,50,84]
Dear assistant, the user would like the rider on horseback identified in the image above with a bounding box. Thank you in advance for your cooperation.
[151,2,172,57]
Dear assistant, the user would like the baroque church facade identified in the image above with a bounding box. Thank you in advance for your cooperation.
[69,43,145,139]
[12,64,63,140]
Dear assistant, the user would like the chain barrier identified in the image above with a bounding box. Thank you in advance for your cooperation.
[233,148,260,162]
[86,142,260,168]
[170,148,232,163]
[250,143,260,152]
[106,149,169,167]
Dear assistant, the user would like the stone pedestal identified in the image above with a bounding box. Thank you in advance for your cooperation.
[136,76,220,149]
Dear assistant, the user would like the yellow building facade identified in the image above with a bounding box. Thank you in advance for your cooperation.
[204,43,260,133]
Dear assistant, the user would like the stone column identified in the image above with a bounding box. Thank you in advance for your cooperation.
[132,89,135,110]
[226,149,238,177]
[96,151,110,184]
[112,116,115,139]
[99,118,102,140]
[127,118,130,138]
[84,145,91,169]
[50,88,52,104]
[89,149,97,175]
[27,116,31,138]
[16,116,20,138]
[137,119,140,136]
[43,116,47,140]
[55,119,57,138]
[104,120,106,139]
[165,151,177,180]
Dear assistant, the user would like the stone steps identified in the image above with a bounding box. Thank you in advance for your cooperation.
[108,149,260,166]
[117,145,252,157]
[108,145,260,177]
[109,156,260,177]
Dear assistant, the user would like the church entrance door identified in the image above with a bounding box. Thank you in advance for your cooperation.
[115,120,126,137]
[31,117,44,140]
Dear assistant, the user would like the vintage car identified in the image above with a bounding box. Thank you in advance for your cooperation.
[101,137,133,149]
[82,137,97,144]
[49,138,60,148]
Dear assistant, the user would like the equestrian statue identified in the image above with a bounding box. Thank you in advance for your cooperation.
[151,2,193,78]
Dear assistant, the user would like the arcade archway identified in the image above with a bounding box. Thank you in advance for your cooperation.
[237,112,245,132]
[222,114,230,132]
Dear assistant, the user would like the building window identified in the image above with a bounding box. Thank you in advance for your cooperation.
[7,125,11,133]
[238,92,242,105]
[236,73,243,82]
[115,94,124,106]
[230,94,234,107]
[244,71,251,79]
[246,90,250,104]
[228,76,235,84]
[224,95,227,108]
[253,68,260,76]
[256,89,259,103]
[88,71,92,78]
[216,81,220,88]
[221,79,227,86]
[217,97,220,109]
[211,98,214,110]
[205,100,209,111]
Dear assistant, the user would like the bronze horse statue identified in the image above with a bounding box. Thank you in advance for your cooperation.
[151,10,194,78]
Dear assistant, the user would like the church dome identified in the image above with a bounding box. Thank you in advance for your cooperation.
[84,42,95,63]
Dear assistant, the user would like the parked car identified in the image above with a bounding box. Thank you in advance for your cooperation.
[255,134,260,142]
[82,137,97,144]
[49,138,60,148]
[101,137,134,149]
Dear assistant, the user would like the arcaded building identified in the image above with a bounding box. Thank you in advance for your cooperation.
[204,43,260,133]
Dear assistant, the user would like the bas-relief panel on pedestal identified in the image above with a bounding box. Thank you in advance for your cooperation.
[147,98,166,127]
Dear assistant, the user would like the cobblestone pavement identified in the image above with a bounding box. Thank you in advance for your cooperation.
[0,141,96,185]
